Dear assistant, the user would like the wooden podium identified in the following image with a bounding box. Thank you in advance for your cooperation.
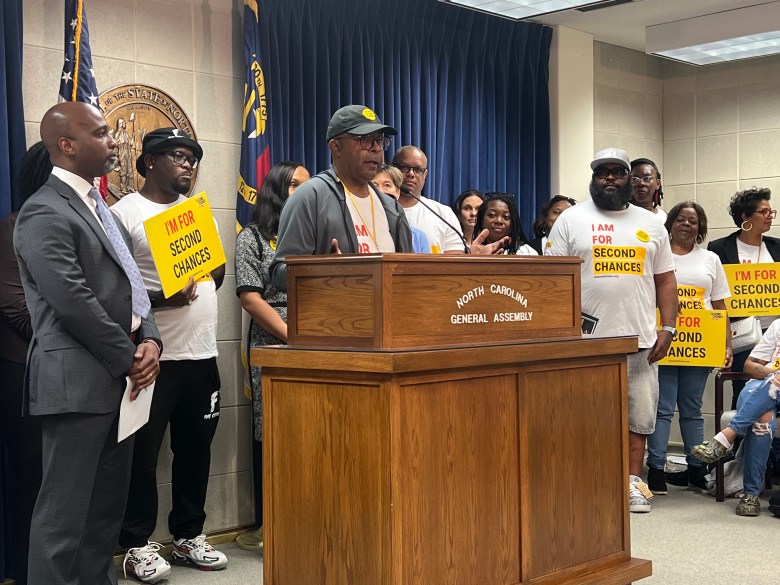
[254,255,651,585]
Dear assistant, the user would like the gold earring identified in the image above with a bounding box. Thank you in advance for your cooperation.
[741,220,753,231]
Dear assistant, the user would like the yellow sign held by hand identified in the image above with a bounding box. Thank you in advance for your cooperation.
[143,192,226,298]
[723,263,780,317]
[658,309,727,367]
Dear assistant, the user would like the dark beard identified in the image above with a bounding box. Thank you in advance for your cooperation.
[590,180,633,211]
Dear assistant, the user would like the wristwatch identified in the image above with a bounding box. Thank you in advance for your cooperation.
[660,325,677,336]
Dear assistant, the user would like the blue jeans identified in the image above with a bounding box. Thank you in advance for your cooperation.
[647,365,712,469]
[729,375,779,495]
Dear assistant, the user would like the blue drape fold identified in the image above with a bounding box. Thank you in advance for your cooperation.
[259,0,551,233]
[0,0,26,218]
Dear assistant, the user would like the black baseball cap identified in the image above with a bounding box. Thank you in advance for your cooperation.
[135,127,203,177]
[325,105,397,142]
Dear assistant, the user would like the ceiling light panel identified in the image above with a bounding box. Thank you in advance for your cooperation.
[647,2,780,66]
[440,0,610,20]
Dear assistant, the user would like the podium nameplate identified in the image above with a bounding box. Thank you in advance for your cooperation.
[285,254,582,349]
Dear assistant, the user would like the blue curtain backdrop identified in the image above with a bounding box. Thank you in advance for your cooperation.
[0,0,26,219]
[259,0,552,234]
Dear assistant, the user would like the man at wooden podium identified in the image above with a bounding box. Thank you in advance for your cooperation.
[270,105,511,292]
[270,105,414,291]
[545,147,678,514]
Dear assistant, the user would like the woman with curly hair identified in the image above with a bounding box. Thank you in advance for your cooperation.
[708,187,780,409]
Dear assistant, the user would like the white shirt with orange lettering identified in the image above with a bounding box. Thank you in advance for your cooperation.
[672,246,730,311]
[545,200,674,348]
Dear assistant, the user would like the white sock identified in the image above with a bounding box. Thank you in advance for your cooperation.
[713,432,732,449]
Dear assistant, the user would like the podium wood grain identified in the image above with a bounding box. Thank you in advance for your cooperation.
[257,339,651,585]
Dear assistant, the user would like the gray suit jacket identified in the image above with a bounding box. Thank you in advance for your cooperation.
[14,175,160,416]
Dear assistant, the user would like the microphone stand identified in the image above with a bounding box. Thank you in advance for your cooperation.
[399,186,471,254]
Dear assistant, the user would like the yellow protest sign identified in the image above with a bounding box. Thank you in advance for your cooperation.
[658,310,727,367]
[143,192,226,297]
[722,263,780,317]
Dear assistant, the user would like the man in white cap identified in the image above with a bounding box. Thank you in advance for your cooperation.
[545,147,678,514]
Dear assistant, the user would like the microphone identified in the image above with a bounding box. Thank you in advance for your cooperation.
[399,185,471,254]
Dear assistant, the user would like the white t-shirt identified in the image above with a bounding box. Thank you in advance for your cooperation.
[672,246,731,310]
[749,318,780,366]
[343,187,395,253]
[545,200,675,348]
[111,192,219,361]
[402,196,463,253]
[507,244,538,256]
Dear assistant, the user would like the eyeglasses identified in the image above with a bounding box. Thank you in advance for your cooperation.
[340,134,392,151]
[166,151,199,169]
[593,166,628,179]
[394,164,427,176]
[631,175,655,185]
[754,209,777,219]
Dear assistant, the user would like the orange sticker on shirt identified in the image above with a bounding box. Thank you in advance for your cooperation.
[636,230,650,243]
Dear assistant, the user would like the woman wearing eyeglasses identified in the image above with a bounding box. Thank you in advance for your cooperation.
[708,187,780,409]
[646,201,732,495]
[630,158,666,219]
[474,192,537,256]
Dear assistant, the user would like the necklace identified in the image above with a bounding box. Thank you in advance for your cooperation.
[344,185,379,249]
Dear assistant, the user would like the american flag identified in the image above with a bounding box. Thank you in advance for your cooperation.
[59,0,99,106]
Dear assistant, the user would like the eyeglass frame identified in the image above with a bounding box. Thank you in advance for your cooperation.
[393,163,427,176]
[593,166,628,179]
[630,175,656,185]
[165,150,199,169]
[337,133,392,151]
[754,208,778,219]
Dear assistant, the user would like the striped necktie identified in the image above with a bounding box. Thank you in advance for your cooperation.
[87,188,151,318]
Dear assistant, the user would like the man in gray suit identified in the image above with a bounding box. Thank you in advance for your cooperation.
[14,101,162,585]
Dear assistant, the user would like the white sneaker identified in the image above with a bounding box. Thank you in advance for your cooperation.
[123,542,171,583]
[629,474,652,513]
[171,534,228,571]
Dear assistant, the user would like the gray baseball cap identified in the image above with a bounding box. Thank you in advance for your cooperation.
[326,105,397,142]
[591,147,630,171]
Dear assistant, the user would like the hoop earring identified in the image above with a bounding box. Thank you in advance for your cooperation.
[695,235,704,245]
[741,220,753,231]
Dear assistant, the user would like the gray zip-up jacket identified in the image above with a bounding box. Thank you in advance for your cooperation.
[270,166,414,291]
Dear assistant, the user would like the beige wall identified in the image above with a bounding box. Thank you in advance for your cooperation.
[591,41,780,447]
[593,42,664,185]
[22,0,253,540]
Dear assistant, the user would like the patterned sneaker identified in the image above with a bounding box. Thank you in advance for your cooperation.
[629,475,652,513]
[171,535,228,571]
[123,542,171,584]
[736,494,760,517]
[692,438,732,464]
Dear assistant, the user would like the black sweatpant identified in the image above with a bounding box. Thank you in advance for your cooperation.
[119,358,220,548]
[0,357,42,585]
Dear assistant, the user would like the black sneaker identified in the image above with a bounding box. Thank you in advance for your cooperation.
[687,465,709,490]
[664,468,688,487]
[647,467,667,495]
[769,491,780,518]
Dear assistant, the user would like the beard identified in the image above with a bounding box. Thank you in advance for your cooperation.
[590,180,633,211]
